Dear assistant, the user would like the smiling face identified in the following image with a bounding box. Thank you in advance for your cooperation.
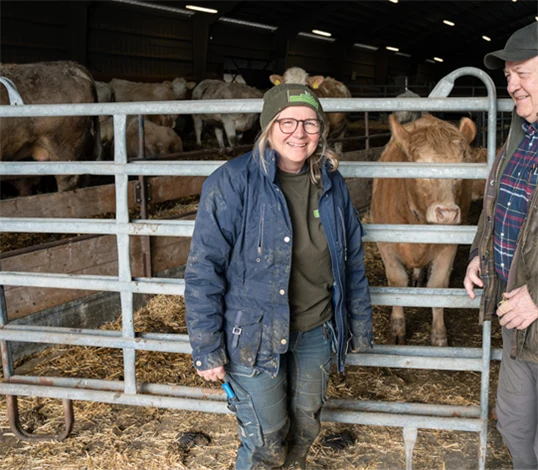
[268,106,321,173]
[505,56,538,123]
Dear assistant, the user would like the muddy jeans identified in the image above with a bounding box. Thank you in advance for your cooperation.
[497,325,538,470]
[225,323,333,470]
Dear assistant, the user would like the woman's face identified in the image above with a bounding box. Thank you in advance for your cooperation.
[268,105,321,173]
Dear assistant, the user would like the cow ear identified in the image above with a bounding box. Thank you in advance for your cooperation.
[187,81,197,90]
[269,74,283,85]
[458,117,477,144]
[306,76,324,89]
[389,113,410,157]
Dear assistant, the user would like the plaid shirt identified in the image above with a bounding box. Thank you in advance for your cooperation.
[494,121,538,281]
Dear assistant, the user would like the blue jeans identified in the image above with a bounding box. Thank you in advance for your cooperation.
[225,324,333,470]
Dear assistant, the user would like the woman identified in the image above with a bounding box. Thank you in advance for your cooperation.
[185,83,373,470]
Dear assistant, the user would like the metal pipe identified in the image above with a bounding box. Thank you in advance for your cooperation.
[0,160,490,178]
[0,383,483,432]
[0,97,515,117]
[0,219,479,243]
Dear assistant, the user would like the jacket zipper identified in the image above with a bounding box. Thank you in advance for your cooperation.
[338,207,347,261]
[257,204,265,255]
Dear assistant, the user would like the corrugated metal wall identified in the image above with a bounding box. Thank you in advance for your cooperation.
[0,1,434,89]
[87,2,194,82]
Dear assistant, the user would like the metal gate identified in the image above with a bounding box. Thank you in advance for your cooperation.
[0,67,512,469]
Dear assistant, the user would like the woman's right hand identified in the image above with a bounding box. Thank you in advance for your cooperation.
[197,365,226,382]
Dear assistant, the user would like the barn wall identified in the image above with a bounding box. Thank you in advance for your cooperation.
[0,0,448,89]
[87,2,194,82]
[207,22,275,88]
[0,1,72,63]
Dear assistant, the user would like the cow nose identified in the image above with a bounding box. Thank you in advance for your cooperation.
[434,205,461,225]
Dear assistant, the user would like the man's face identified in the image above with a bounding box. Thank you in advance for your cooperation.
[505,56,538,123]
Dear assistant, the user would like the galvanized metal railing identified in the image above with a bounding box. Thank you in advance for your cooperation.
[0,67,512,468]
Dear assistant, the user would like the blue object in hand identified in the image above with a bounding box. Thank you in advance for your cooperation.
[222,382,236,400]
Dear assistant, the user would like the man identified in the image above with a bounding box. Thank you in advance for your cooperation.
[464,22,538,470]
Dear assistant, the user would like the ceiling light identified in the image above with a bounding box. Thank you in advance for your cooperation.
[186,5,218,14]
[111,0,194,15]
[536,16,538,21]
[386,46,399,52]
[218,17,278,31]
[426,59,436,64]
[443,20,455,26]
[434,57,444,63]
[512,0,517,2]
[388,0,399,3]
[395,52,411,58]
[312,29,332,37]
[298,32,335,42]
[354,42,379,51]
[482,35,491,42]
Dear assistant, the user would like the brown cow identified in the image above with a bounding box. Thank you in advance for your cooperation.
[370,114,477,346]
[100,117,183,159]
[192,79,263,148]
[108,77,195,128]
[0,61,101,192]
[269,67,352,154]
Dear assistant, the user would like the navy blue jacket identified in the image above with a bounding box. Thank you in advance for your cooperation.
[185,149,373,376]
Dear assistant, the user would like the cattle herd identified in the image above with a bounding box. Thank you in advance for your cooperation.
[0,60,490,346]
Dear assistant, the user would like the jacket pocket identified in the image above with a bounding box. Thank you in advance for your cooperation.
[226,308,264,367]
[224,375,264,447]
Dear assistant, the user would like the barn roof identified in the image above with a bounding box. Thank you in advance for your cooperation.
[160,0,538,73]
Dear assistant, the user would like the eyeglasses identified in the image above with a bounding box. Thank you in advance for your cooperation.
[275,118,321,135]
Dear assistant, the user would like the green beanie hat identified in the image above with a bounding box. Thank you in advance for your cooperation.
[260,83,324,130]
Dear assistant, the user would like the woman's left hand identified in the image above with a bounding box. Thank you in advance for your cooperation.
[197,365,226,382]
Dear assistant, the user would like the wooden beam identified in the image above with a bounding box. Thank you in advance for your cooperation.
[3,234,192,320]
[0,175,205,219]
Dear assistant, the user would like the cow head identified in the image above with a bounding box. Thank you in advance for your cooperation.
[389,114,477,225]
[270,67,309,86]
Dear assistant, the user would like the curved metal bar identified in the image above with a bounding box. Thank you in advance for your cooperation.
[6,395,74,442]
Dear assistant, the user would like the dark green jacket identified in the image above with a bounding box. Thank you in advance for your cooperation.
[471,111,538,362]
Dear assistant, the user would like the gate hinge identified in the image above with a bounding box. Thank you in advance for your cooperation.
[135,181,152,205]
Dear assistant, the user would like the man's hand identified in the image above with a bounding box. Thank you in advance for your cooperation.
[464,256,483,299]
[497,285,538,330]
[197,365,226,382]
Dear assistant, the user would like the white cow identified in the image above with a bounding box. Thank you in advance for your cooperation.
[192,79,263,148]
[108,77,196,127]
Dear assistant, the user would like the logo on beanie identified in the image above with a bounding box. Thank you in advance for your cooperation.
[288,90,319,110]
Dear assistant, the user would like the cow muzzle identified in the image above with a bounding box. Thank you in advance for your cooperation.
[426,204,461,225]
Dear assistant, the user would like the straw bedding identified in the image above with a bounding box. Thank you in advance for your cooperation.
[0,198,513,469]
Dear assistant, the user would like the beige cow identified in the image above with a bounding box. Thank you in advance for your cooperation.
[269,67,352,154]
[108,77,195,128]
[96,80,114,103]
[370,114,477,346]
[100,117,183,159]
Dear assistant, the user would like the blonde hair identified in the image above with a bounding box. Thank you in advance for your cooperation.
[254,114,339,184]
